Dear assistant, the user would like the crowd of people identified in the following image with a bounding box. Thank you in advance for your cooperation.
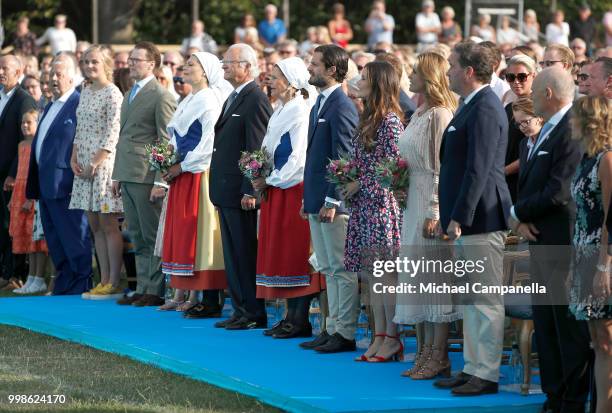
[0,1,611,412]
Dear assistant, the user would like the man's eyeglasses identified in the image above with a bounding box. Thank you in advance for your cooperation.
[173,76,184,84]
[540,60,563,68]
[128,57,153,64]
[577,73,590,82]
[221,60,247,65]
[357,65,365,71]
[164,61,178,67]
[505,73,530,83]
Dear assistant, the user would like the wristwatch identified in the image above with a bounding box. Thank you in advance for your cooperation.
[324,201,337,209]
[596,264,611,272]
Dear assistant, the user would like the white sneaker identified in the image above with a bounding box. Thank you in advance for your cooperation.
[27,277,47,294]
[13,276,34,294]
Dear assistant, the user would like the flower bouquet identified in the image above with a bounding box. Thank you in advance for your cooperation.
[238,149,272,180]
[145,140,176,173]
[374,157,409,209]
[238,149,272,200]
[326,155,359,206]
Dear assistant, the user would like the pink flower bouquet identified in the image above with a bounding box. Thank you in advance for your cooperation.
[238,149,272,180]
[375,157,409,209]
[145,140,176,173]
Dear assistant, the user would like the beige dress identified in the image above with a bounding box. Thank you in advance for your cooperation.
[70,84,124,213]
[394,106,462,324]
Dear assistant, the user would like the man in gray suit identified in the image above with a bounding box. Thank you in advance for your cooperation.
[112,41,176,306]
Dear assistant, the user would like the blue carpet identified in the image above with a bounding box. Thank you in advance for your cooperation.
[0,296,544,412]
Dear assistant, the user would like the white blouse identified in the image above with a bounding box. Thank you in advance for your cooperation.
[168,88,221,173]
[261,96,311,189]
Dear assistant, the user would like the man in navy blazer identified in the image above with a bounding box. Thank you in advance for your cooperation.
[435,42,512,396]
[0,55,36,289]
[26,54,92,295]
[300,45,359,353]
[509,68,590,413]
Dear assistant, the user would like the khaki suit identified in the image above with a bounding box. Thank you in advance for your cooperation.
[113,79,176,296]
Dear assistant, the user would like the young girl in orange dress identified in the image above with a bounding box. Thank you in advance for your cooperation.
[10,109,49,294]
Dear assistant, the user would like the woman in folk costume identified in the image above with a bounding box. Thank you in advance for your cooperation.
[252,57,324,338]
[158,52,231,313]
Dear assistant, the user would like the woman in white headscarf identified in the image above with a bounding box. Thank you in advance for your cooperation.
[251,57,323,339]
[158,52,232,314]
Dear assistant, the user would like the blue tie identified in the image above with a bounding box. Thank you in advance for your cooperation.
[312,94,324,122]
[529,121,553,160]
[128,84,140,104]
[223,91,238,116]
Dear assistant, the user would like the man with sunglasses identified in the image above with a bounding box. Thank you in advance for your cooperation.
[540,44,575,73]
[172,66,192,103]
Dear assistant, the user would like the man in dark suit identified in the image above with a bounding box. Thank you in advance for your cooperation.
[208,44,272,329]
[25,54,92,295]
[0,55,36,289]
[299,44,359,353]
[509,67,591,413]
[434,42,512,396]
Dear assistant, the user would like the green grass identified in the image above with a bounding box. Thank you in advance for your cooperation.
[0,325,281,413]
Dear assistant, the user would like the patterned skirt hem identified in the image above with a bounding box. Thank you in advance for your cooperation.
[393,312,463,325]
[162,262,194,277]
[256,274,311,288]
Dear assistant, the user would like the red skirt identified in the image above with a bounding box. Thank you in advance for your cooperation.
[256,184,323,299]
[162,172,226,290]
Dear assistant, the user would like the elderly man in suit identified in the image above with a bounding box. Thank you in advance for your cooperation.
[112,42,176,307]
[509,67,590,413]
[299,44,359,353]
[25,53,92,295]
[0,55,37,289]
[434,42,512,395]
[209,44,272,330]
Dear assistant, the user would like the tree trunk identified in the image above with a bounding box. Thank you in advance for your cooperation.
[99,0,141,43]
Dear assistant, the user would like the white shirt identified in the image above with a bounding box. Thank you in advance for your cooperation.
[131,75,155,100]
[416,12,441,44]
[463,84,488,105]
[36,27,77,55]
[36,88,75,163]
[510,102,573,221]
[545,22,570,46]
[0,86,17,118]
[234,79,254,96]
[317,83,342,116]
[490,73,511,102]
[496,28,521,46]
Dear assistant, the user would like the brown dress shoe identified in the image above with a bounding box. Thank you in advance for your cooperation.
[117,293,143,305]
[132,294,164,307]
[451,376,498,396]
[434,372,472,389]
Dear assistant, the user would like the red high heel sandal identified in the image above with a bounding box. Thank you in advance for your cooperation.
[354,334,386,362]
[368,335,404,362]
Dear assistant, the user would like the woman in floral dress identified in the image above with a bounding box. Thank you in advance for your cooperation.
[69,45,124,298]
[341,61,404,362]
[568,96,611,413]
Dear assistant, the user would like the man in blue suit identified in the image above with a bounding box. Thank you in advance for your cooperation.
[26,53,92,295]
[434,42,512,396]
[300,45,359,353]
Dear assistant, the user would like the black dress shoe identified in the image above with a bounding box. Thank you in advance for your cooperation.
[273,322,312,339]
[225,317,267,330]
[214,316,240,328]
[452,376,498,396]
[183,304,222,319]
[434,372,472,389]
[263,320,287,336]
[117,293,143,305]
[299,331,330,349]
[314,332,356,353]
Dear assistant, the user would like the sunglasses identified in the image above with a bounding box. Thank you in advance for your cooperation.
[173,77,184,84]
[505,73,530,83]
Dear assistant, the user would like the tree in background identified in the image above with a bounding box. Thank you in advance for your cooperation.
[1,0,611,47]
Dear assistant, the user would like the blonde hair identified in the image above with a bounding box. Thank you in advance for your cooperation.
[414,52,457,112]
[84,44,114,81]
[572,96,611,157]
[507,54,537,74]
[545,44,575,68]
